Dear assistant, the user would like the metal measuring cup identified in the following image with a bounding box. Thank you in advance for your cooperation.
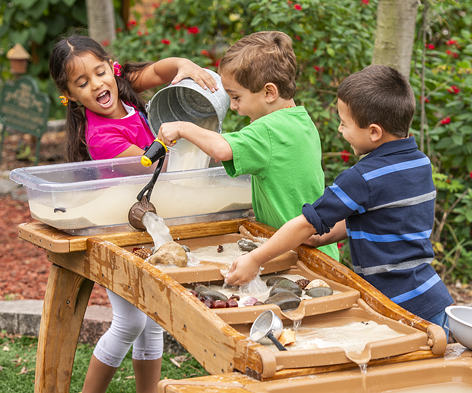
[250,310,287,351]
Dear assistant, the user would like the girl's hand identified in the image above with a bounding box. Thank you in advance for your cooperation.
[172,61,218,92]
[158,122,183,147]
[225,253,260,286]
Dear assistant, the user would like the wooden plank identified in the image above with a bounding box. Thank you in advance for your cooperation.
[240,220,447,354]
[46,238,277,379]
[18,218,248,253]
[34,264,94,393]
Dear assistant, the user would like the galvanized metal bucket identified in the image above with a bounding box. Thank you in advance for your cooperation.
[146,69,230,136]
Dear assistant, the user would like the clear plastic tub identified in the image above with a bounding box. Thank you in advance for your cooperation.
[10,156,252,235]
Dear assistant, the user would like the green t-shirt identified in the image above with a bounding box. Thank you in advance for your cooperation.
[222,106,339,261]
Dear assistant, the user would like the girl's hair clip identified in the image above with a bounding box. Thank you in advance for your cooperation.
[59,95,68,106]
[113,61,122,77]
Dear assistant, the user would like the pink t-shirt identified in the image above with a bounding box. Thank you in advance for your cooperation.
[85,104,154,160]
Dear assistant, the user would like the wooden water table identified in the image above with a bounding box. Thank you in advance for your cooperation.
[18,218,452,393]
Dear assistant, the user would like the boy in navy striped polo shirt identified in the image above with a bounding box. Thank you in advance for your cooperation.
[226,65,453,334]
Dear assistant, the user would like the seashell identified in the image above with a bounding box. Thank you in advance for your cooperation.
[305,279,330,290]
[237,238,259,252]
[295,278,310,289]
[241,296,259,306]
[305,287,333,298]
[133,247,153,260]
[278,329,296,346]
[269,279,302,297]
[148,241,188,267]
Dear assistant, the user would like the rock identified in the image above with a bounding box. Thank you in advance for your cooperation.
[198,289,228,302]
[265,277,288,287]
[305,287,333,298]
[264,292,301,310]
[148,241,188,267]
[269,279,302,297]
[237,238,259,252]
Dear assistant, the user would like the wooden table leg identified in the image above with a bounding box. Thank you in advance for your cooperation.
[35,263,94,393]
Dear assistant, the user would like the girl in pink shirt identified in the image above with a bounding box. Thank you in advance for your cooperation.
[49,34,217,393]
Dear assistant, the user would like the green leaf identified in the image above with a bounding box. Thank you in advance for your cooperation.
[8,29,29,47]
[62,0,76,7]
[13,0,36,9]
[30,22,47,44]
[326,46,335,57]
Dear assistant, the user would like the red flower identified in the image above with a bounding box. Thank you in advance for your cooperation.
[161,39,170,45]
[441,117,451,125]
[101,39,110,47]
[127,19,137,28]
[175,23,183,30]
[214,59,221,67]
[361,0,369,4]
[453,52,459,58]
[137,30,143,36]
[187,26,200,35]
[337,242,344,249]
[294,4,302,10]
[420,96,430,103]
[470,171,472,179]
[341,150,350,162]
[294,35,301,41]
[447,85,460,94]
[313,47,317,52]
[287,0,293,4]
[446,39,457,46]
[201,49,210,57]
[116,27,122,33]
[426,44,435,50]
[152,2,160,8]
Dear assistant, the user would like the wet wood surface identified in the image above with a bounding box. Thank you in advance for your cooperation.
[18,218,446,392]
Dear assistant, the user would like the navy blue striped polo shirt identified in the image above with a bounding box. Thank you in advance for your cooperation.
[302,137,453,320]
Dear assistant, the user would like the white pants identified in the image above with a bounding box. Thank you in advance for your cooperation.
[93,289,164,368]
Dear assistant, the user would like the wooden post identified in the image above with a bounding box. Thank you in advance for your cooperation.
[35,263,94,393]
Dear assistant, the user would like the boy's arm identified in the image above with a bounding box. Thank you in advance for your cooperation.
[303,220,347,247]
[132,58,218,93]
[225,215,317,286]
[158,121,233,161]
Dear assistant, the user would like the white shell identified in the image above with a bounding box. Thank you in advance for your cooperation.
[305,279,330,290]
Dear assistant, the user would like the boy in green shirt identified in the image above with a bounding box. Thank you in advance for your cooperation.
[158,31,338,261]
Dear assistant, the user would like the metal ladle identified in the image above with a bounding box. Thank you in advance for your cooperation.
[250,310,287,351]
[128,144,166,230]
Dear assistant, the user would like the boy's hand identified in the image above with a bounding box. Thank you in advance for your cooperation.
[225,253,260,286]
[158,122,184,146]
[172,61,218,92]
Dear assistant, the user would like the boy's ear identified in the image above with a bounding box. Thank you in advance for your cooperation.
[264,83,278,103]
[369,124,383,142]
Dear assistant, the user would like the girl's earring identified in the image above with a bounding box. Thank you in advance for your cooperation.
[59,95,69,106]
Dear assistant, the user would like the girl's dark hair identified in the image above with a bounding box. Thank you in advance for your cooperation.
[49,34,153,162]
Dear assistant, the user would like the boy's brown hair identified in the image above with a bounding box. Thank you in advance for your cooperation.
[218,31,297,100]
[337,65,416,138]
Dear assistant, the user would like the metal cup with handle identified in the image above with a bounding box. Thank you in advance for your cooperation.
[250,310,287,351]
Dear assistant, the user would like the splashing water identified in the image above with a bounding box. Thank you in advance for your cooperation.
[142,212,173,249]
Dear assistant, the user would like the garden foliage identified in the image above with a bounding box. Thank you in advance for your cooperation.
[0,0,470,282]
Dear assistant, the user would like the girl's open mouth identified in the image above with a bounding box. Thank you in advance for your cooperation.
[97,90,112,107]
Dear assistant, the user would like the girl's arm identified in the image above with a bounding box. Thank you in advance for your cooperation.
[158,121,233,162]
[114,145,145,158]
[131,58,218,93]
[225,215,317,286]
